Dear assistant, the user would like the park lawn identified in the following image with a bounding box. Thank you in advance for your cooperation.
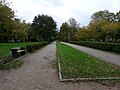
[0,42,41,57]
[57,42,120,79]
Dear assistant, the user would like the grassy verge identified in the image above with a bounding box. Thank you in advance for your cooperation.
[0,42,41,57]
[0,60,23,70]
[57,42,120,79]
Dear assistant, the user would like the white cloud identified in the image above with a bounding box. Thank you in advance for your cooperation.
[7,0,120,28]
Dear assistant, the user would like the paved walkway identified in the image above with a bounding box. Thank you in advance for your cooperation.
[0,42,119,90]
[62,42,120,66]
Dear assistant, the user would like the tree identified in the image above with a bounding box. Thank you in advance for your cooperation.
[90,10,120,42]
[31,14,57,41]
[82,19,120,42]
[68,18,79,41]
[76,26,88,41]
[105,22,120,42]
[115,11,120,22]
[0,0,14,42]
[59,22,69,41]
[91,10,115,23]
[61,10,120,42]
[114,28,120,41]
[93,20,110,42]
[12,18,30,42]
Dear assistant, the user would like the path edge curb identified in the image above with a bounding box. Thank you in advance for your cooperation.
[57,58,120,82]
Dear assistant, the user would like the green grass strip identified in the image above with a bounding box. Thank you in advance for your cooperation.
[57,42,120,79]
[0,42,41,57]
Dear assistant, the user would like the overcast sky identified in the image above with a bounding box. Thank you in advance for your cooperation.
[7,0,120,29]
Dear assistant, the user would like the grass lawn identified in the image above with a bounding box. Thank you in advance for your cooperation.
[57,42,120,79]
[0,42,41,57]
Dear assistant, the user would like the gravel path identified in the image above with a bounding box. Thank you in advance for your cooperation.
[0,42,119,90]
[62,42,120,66]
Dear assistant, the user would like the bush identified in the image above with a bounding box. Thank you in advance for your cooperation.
[0,56,13,65]
[0,56,24,70]
[0,59,23,70]
[26,42,51,52]
[112,44,120,53]
[70,41,120,53]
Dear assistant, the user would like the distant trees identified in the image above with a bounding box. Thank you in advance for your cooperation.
[0,0,14,42]
[12,19,30,42]
[75,10,120,42]
[59,18,80,41]
[76,26,89,41]
[59,10,120,43]
[31,14,57,41]
[0,0,57,42]
[90,10,115,23]
[0,0,30,42]
[68,18,80,41]
[59,22,69,41]
[1,0,119,43]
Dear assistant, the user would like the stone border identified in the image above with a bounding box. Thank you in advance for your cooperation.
[4,54,28,66]
[57,58,120,82]
[13,53,28,61]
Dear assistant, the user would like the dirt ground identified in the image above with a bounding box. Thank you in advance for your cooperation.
[0,42,119,90]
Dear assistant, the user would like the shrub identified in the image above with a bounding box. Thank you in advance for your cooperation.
[70,41,120,53]
[0,56,13,65]
[112,44,120,53]
[26,42,50,52]
[0,59,23,70]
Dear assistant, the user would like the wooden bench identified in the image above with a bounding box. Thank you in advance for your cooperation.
[11,47,26,58]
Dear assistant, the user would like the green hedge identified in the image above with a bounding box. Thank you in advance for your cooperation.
[70,41,120,53]
[0,56,13,66]
[26,42,51,52]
